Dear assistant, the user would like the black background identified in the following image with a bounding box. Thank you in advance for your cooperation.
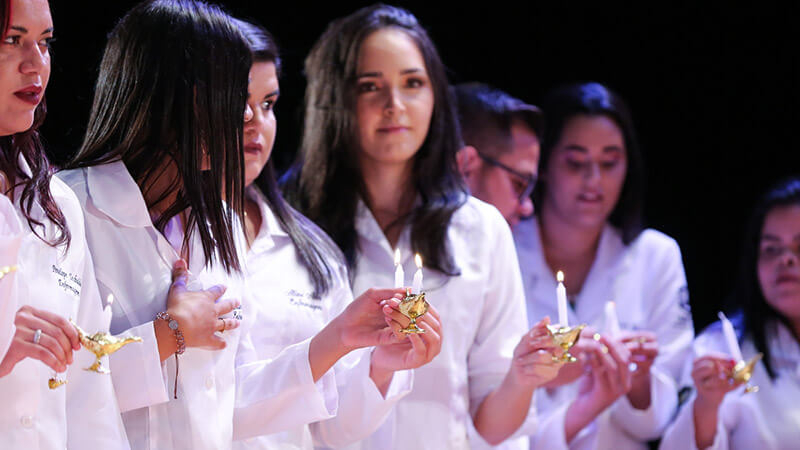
[43,1,798,332]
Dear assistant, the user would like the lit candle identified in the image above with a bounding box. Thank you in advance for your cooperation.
[718,312,743,362]
[604,301,621,337]
[412,254,423,293]
[103,294,115,326]
[556,271,568,327]
[394,248,404,288]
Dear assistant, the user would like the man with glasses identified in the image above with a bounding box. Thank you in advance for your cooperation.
[453,83,543,229]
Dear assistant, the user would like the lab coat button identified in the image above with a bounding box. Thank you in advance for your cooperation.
[205,375,214,390]
[20,415,33,428]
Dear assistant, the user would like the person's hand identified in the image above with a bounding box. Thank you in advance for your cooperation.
[692,354,739,410]
[508,316,564,389]
[573,333,633,415]
[620,331,658,379]
[371,304,443,372]
[0,305,81,377]
[545,326,601,388]
[161,260,239,353]
[331,288,408,351]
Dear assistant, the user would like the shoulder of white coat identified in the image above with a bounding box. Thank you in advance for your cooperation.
[451,196,511,239]
[628,228,683,265]
[54,168,89,204]
[48,172,87,235]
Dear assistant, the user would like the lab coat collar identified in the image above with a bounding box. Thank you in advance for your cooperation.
[355,197,412,261]
[247,186,288,239]
[86,160,153,228]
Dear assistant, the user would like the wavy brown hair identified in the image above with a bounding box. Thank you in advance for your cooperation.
[0,0,69,247]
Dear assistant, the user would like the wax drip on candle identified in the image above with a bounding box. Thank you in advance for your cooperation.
[412,253,423,293]
[556,270,568,327]
[718,312,744,362]
[394,248,404,288]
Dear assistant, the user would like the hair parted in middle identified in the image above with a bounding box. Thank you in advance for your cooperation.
[67,0,251,272]
[285,3,467,278]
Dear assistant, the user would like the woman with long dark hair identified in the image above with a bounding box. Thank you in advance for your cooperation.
[514,82,693,449]
[0,0,128,447]
[287,4,563,448]
[60,2,411,448]
[231,20,440,449]
[661,177,800,449]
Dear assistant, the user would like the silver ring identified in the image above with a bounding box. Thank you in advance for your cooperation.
[33,329,42,345]
[218,317,226,332]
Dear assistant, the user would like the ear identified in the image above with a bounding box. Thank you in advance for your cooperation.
[456,145,481,177]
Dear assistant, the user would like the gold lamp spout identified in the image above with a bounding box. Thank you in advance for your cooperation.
[546,324,586,363]
[71,320,142,374]
[731,353,763,393]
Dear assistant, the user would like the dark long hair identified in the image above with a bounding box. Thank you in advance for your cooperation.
[731,177,800,379]
[537,82,644,244]
[66,0,250,272]
[0,0,69,247]
[285,4,467,277]
[237,19,340,296]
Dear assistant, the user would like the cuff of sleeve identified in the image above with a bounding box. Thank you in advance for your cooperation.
[660,396,728,450]
[110,321,170,412]
[532,402,571,450]
[610,368,678,440]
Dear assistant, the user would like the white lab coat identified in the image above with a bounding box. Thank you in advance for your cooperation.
[232,187,413,449]
[344,196,536,450]
[0,156,129,449]
[0,194,23,359]
[660,320,800,450]
[59,161,339,450]
[513,218,693,450]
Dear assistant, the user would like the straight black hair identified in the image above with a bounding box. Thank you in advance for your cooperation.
[731,176,800,379]
[0,0,69,248]
[66,0,250,272]
[285,3,467,278]
[237,18,340,297]
[537,82,644,244]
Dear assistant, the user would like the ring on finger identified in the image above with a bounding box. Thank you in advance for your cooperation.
[218,317,226,333]
[33,329,42,345]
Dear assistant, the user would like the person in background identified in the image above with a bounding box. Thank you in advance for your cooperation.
[286,5,564,449]
[232,19,440,449]
[660,177,800,450]
[0,0,128,447]
[514,82,693,449]
[453,82,542,229]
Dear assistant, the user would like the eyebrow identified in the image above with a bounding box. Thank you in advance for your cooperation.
[9,26,54,35]
[563,145,588,153]
[356,68,424,79]
[602,146,624,153]
[264,89,280,98]
[761,234,781,241]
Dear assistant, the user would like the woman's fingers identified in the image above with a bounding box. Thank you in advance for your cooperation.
[215,317,240,333]
[213,296,239,317]
[17,310,75,362]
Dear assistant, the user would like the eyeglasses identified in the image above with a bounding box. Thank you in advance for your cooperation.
[476,152,537,204]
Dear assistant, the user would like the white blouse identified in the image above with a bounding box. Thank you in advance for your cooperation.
[232,187,412,449]
[660,321,800,450]
[0,157,129,449]
[0,194,23,359]
[345,196,536,450]
[59,161,339,450]
[513,219,693,450]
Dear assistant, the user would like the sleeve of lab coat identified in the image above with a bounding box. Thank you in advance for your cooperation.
[0,196,23,361]
[310,281,414,448]
[66,239,131,449]
[610,234,694,440]
[468,206,538,440]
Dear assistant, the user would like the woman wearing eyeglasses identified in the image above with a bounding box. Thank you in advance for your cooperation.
[514,82,694,449]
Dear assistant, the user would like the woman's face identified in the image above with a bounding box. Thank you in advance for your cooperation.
[243,61,279,187]
[0,0,52,137]
[757,204,800,323]
[542,114,627,230]
[354,28,434,168]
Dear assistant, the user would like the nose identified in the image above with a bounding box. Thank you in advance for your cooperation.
[19,42,48,75]
[583,161,601,182]
[782,249,798,267]
[244,103,254,123]
[518,196,534,219]
[383,87,406,116]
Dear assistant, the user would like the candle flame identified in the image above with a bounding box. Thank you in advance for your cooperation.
[415,253,423,269]
[394,248,401,265]
[106,294,114,306]
[557,270,564,283]
[608,301,615,308]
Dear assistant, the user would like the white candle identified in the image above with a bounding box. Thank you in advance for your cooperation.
[103,294,115,326]
[605,301,622,337]
[393,248,405,288]
[718,312,743,362]
[556,271,568,327]
[412,254,423,293]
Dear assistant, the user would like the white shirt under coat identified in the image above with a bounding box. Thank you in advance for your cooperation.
[232,187,413,449]
[660,320,800,450]
[513,218,694,450]
[59,161,338,450]
[344,197,536,450]
[0,156,129,449]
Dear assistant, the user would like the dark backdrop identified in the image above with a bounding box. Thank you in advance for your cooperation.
[43,1,798,333]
